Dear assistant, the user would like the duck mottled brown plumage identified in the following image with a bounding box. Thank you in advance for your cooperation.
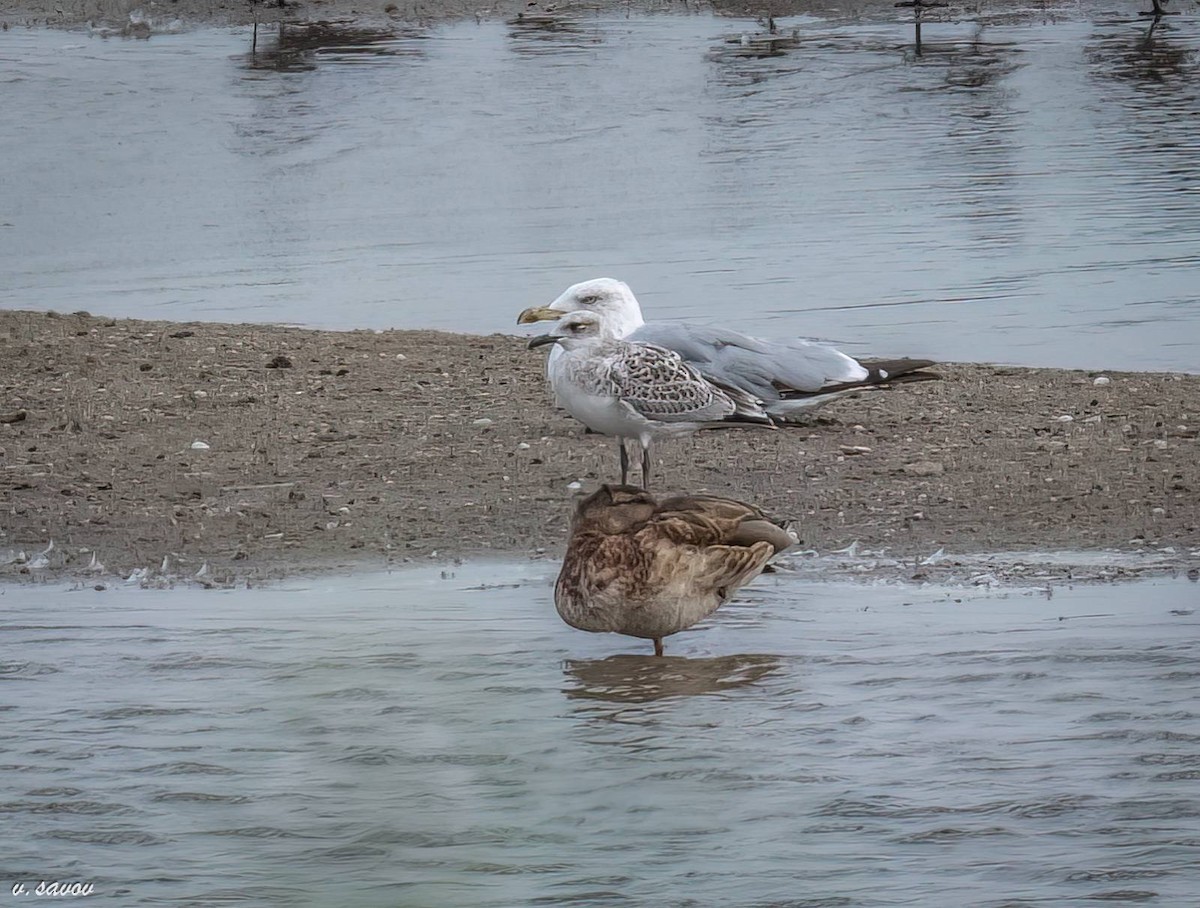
[555,485,796,656]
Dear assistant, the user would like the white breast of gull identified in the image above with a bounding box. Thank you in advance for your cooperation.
[526,310,772,488]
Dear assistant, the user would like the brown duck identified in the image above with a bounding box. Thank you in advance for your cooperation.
[555,485,796,656]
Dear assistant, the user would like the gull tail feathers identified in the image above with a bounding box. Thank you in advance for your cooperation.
[773,357,940,399]
[768,358,940,425]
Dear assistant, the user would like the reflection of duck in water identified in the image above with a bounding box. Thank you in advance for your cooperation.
[554,485,796,657]
[564,653,781,704]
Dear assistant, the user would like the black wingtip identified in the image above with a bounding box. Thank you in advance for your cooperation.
[774,360,941,401]
[723,411,777,429]
[859,358,940,384]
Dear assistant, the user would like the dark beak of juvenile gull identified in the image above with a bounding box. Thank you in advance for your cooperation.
[517,306,564,325]
[527,334,560,349]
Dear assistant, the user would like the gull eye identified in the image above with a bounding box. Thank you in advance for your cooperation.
[578,294,600,305]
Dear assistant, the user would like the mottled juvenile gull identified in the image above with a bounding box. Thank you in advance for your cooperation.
[519,277,938,423]
[555,484,796,657]
[527,311,772,489]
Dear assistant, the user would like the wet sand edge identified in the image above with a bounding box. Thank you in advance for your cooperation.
[2,308,1197,588]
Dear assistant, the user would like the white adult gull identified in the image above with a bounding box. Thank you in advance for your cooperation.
[519,278,938,424]
[527,310,773,489]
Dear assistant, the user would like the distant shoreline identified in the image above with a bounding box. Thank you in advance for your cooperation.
[2,308,1197,587]
[2,0,1152,34]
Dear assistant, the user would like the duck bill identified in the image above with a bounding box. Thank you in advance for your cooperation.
[527,334,560,350]
[517,306,565,325]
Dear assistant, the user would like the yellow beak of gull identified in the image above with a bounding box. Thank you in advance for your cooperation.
[517,306,565,325]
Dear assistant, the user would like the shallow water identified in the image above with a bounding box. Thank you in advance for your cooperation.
[2,11,1199,370]
[2,565,1199,905]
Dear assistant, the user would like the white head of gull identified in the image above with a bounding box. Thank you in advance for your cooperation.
[555,484,797,657]
[519,277,938,423]
[543,277,647,338]
[527,310,773,489]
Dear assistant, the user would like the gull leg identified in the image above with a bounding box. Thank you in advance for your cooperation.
[653,637,664,657]
[641,442,652,490]
[618,439,629,485]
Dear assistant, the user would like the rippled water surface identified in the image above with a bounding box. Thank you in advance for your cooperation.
[2,565,1199,905]
[2,10,1199,370]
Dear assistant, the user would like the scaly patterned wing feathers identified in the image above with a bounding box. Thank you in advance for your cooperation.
[605,344,735,423]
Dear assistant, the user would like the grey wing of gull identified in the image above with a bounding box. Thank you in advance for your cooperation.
[606,345,736,424]
[629,321,867,400]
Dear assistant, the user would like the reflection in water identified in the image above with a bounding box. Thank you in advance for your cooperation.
[1081,17,1200,235]
[506,8,600,55]
[1086,15,1196,90]
[927,28,1024,250]
[563,653,782,704]
[939,27,1021,90]
[243,20,427,72]
[716,24,803,60]
[704,22,1027,256]
[895,0,948,58]
[706,26,810,83]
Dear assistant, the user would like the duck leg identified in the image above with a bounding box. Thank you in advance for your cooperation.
[653,637,664,657]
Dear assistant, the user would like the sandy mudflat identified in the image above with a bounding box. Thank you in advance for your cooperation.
[1,309,1197,586]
